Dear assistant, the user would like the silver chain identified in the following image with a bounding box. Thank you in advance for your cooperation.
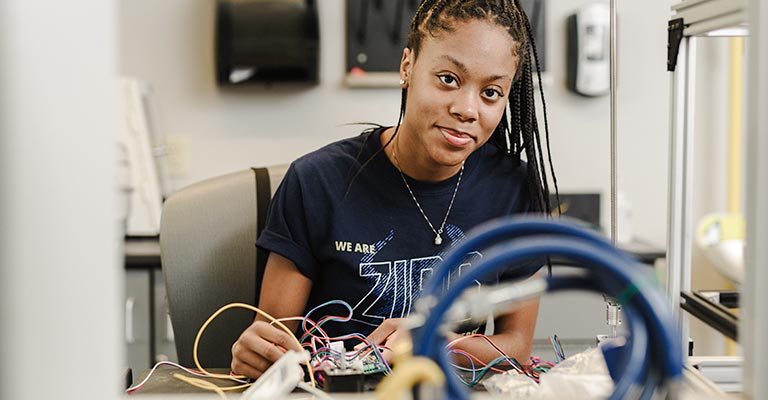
[391,142,464,246]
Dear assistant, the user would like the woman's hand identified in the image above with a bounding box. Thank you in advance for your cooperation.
[231,320,303,379]
[359,318,409,364]
[230,252,311,379]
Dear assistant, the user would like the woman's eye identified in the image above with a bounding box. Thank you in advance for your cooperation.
[483,88,502,100]
[438,74,458,87]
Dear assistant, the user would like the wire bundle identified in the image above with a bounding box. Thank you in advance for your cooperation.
[125,300,392,396]
[408,216,682,400]
[446,333,554,387]
[298,301,392,381]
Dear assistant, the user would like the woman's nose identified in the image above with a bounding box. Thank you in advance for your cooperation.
[449,91,479,123]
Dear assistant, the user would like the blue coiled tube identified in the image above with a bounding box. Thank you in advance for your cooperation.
[410,218,681,400]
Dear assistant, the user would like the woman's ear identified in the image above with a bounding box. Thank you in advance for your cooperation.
[399,48,413,88]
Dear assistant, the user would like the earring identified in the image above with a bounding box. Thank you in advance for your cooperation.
[399,79,405,85]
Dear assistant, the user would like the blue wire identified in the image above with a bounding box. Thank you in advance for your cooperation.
[411,226,681,400]
[301,299,354,336]
[437,272,653,400]
[416,237,679,377]
[448,351,477,385]
[438,337,470,399]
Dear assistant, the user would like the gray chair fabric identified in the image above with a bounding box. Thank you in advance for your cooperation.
[160,165,288,368]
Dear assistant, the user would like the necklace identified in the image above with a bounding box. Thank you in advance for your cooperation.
[391,143,464,246]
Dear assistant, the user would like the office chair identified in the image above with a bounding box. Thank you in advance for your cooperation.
[160,165,288,368]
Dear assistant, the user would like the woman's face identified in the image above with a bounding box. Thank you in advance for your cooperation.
[398,19,518,179]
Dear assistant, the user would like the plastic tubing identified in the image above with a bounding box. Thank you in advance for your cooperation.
[416,237,679,375]
[432,270,653,400]
[413,234,681,400]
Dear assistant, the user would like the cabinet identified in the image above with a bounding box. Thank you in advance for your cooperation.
[125,270,151,375]
[124,238,177,375]
[153,268,177,363]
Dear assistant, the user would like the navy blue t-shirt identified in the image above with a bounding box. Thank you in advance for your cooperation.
[256,127,539,339]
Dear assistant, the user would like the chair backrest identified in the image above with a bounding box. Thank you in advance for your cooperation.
[160,165,288,368]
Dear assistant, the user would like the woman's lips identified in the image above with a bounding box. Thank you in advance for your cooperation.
[439,126,473,147]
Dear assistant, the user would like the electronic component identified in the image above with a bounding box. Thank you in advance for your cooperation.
[319,368,366,392]
[319,367,387,392]
[316,343,388,392]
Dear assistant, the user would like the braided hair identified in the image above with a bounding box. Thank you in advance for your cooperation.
[352,0,559,216]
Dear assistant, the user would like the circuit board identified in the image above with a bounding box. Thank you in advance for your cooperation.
[314,343,389,392]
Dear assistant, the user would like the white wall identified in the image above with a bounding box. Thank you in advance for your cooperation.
[119,0,673,248]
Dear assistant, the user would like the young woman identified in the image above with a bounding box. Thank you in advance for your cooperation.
[231,0,557,379]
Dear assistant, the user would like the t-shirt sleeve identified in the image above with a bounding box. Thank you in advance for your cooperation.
[255,163,319,280]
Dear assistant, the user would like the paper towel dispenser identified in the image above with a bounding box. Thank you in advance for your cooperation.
[566,3,609,97]
[216,0,319,85]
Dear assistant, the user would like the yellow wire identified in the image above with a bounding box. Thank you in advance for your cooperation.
[192,302,317,388]
[172,373,228,399]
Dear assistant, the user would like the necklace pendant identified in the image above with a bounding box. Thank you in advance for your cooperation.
[434,234,443,246]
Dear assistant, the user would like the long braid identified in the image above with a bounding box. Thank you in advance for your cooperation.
[511,88,522,158]
[500,1,520,159]
[503,0,557,275]
[521,49,548,210]
[514,0,560,214]
[504,0,560,216]
[521,56,548,212]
